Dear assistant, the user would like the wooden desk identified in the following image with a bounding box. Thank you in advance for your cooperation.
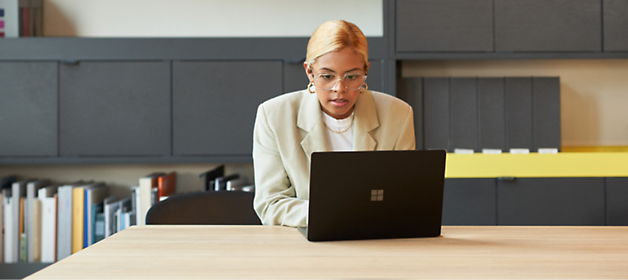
[27,226,628,279]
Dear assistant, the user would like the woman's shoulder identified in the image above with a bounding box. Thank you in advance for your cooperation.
[258,89,310,122]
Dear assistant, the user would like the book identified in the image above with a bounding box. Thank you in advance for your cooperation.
[0,0,19,37]
[137,173,164,226]
[72,182,97,254]
[2,188,12,263]
[26,179,50,262]
[84,184,107,248]
[31,198,41,262]
[94,212,105,244]
[0,175,16,263]
[10,180,29,263]
[157,172,177,201]
[19,196,25,262]
[38,185,58,263]
[116,198,132,231]
[103,196,118,238]
[56,181,85,261]
[131,186,139,226]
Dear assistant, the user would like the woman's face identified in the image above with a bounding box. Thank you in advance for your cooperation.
[305,47,369,119]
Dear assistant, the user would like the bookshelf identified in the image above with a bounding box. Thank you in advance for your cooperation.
[2,0,628,277]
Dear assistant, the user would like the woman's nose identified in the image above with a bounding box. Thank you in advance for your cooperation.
[332,78,346,92]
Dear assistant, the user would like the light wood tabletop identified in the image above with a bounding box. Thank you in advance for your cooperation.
[26,225,628,279]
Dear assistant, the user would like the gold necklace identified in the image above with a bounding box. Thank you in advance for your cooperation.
[323,115,354,134]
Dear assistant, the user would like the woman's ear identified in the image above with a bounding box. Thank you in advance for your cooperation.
[303,62,314,82]
[365,61,371,75]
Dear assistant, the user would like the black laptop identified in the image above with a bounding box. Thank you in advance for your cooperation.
[299,150,446,242]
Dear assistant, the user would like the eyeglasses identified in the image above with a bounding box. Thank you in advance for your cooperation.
[313,72,367,91]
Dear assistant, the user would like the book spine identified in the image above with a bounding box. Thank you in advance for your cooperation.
[40,197,56,263]
[56,187,72,261]
[71,188,84,254]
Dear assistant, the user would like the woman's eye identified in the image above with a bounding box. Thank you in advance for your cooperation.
[321,74,335,80]
[346,75,358,80]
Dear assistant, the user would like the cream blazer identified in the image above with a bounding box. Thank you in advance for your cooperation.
[252,89,416,227]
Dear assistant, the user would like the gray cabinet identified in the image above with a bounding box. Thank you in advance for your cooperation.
[398,77,560,152]
[603,0,628,52]
[173,61,282,156]
[442,178,497,225]
[505,78,534,150]
[495,0,602,52]
[396,0,493,52]
[396,78,423,149]
[478,78,506,151]
[607,177,628,225]
[59,61,171,156]
[0,62,57,156]
[422,78,451,151]
[283,60,308,94]
[497,178,606,225]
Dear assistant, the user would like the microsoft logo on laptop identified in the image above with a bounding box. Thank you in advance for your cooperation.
[370,189,384,201]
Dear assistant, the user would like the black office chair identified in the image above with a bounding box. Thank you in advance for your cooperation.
[145,190,262,225]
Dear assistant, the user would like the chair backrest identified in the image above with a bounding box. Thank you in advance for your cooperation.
[145,190,262,225]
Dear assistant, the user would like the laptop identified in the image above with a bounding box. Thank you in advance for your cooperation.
[299,150,446,242]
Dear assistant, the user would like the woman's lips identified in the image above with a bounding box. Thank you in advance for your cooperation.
[331,98,348,107]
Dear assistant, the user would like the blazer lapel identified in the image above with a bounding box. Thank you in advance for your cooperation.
[297,92,328,162]
[353,90,379,151]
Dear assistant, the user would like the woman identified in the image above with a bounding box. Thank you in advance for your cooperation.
[253,20,415,227]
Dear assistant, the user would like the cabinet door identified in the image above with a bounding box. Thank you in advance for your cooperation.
[495,0,602,52]
[442,178,497,225]
[173,61,282,156]
[396,78,423,149]
[396,0,493,52]
[59,61,171,156]
[505,78,533,150]
[603,0,628,51]
[423,78,451,151]
[533,77,561,151]
[498,178,606,225]
[451,78,478,151]
[0,62,57,156]
[283,60,308,94]
[478,78,506,151]
[365,59,382,93]
[607,177,628,225]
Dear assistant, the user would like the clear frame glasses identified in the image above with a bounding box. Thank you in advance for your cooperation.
[313,72,367,91]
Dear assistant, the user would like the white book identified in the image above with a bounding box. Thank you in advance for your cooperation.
[1,175,17,263]
[38,185,59,263]
[137,173,163,226]
[11,180,29,263]
[56,183,79,261]
[3,191,13,263]
[103,196,119,238]
[26,179,50,262]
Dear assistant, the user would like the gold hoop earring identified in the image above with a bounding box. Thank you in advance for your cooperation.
[308,81,315,94]
[360,82,368,93]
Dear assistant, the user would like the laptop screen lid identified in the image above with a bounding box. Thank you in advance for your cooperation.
[301,150,446,242]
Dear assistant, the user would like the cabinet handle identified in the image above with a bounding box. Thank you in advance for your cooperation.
[61,60,80,65]
[283,58,304,63]
[497,177,516,181]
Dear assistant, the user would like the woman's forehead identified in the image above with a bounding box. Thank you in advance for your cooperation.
[314,48,366,72]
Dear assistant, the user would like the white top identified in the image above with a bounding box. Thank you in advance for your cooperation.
[322,111,354,151]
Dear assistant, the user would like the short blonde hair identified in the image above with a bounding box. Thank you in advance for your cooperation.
[306,20,369,71]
